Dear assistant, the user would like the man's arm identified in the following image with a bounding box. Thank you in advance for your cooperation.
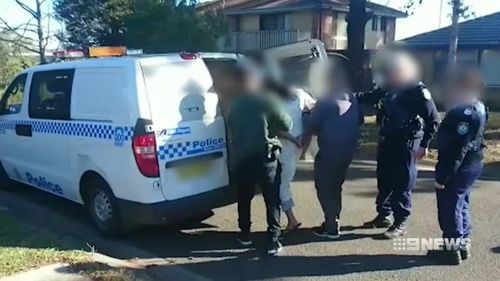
[417,87,440,149]
[353,85,386,105]
[435,110,479,185]
[303,100,340,137]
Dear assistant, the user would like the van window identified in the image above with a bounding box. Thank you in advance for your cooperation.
[71,67,128,121]
[0,73,27,115]
[29,69,75,120]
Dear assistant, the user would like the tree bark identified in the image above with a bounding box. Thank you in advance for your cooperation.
[347,0,369,91]
[35,0,47,64]
[447,0,461,71]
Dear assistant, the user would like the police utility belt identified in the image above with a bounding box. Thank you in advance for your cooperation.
[380,118,423,140]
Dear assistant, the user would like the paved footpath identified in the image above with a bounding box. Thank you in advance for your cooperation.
[1,160,499,281]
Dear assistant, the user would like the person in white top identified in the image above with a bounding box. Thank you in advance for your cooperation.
[277,87,316,232]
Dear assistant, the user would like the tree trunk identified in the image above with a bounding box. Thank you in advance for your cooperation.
[448,0,461,71]
[35,0,46,64]
[347,0,369,91]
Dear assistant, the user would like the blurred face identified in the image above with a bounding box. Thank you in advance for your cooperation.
[445,71,485,109]
[243,70,264,94]
[381,52,420,90]
[448,82,483,106]
[327,75,347,94]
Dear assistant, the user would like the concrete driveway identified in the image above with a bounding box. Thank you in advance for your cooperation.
[1,160,499,281]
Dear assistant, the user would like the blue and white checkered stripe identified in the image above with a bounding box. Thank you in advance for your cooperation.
[158,141,191,160]
[0,120,134,142]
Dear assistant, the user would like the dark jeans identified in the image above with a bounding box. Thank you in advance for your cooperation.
[437,160,483,240]
[234,154,282,243]
[314,152,353,233]
[376,137,419,224]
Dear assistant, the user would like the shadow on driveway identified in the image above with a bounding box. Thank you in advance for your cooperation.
[294,159,437,183]
[180,253,432,281]
[492,246,500,254]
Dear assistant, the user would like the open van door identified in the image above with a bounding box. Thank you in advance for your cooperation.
[262,39,328,99]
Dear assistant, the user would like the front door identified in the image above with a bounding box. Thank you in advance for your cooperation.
[19,69,75,199]
[0,73,28,182]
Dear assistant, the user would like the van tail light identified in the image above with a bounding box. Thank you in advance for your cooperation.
[132,133,159,178]
[180,52,197,60]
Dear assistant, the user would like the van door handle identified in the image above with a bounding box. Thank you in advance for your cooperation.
[15,124,32,137]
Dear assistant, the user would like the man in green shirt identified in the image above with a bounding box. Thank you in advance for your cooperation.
[227,65,292,256]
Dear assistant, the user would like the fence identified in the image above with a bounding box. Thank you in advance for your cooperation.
[221,29,313,53]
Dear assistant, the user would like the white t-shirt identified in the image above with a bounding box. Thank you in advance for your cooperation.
[283,88,316,137]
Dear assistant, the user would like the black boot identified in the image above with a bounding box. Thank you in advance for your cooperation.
[460,239,471,260]
[460,248,470,260]
[427,248,462,265]
[363,215,393,228]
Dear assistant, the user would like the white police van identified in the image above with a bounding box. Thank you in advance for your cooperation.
[0,53,231,234]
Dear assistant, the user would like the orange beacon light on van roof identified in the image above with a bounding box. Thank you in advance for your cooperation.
[89,46,127,58]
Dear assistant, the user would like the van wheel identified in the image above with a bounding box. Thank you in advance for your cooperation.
[85,180,131,236]
[0,163,14,190]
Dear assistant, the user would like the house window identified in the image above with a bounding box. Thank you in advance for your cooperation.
[260,14,286,30]
[371,16,379,31]
[381,17,387,31]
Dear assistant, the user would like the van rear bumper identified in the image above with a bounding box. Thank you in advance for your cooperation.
[117,185,235,225]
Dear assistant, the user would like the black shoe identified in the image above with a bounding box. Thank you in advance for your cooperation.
[382,223,407,239]
[460,248,471,260]
[267,240,283,256]
[363,215,393,228]
[237,233,252,246]
[312,225,341,240]
[427,249,462,265]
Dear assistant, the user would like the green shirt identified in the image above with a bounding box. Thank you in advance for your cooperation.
[227,94,292,167]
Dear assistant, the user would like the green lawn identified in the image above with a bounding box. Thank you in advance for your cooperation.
[0,212,151,280]
[359,112,500,165]
[0,212,89,277]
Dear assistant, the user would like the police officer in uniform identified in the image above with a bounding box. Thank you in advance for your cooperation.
[427,67,487,265]
[356,51,440,239]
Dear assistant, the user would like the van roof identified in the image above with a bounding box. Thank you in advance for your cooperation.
[25,53,199,73]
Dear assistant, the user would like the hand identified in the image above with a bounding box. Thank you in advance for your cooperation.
[415,147,428,160]
[434,182,445,190]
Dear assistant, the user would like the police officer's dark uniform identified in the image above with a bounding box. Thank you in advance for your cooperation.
[368,84,387,126]
[428,101,487,265]
[356,82,440,238]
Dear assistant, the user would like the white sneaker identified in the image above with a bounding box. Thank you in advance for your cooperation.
[267,241,283,256]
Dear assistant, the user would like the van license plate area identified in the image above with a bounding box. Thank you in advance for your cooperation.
[176,162,210,181]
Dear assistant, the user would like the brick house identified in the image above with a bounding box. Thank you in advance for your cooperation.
[198,0,406,53]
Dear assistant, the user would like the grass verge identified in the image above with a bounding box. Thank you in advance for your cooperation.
[0,211,90,277]
[0,211,153,280]
[359,112,500,165]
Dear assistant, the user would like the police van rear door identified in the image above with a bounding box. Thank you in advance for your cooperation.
[140,55,229,201]
[263,39,328,99]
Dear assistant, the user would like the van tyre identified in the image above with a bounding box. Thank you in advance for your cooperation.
[85,180,132,236]
[0,163,15,191]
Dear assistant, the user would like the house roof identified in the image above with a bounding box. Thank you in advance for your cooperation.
[199,0,406,18]
[403,12,500,49]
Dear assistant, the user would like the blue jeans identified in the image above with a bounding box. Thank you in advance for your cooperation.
[436,160,483,240]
